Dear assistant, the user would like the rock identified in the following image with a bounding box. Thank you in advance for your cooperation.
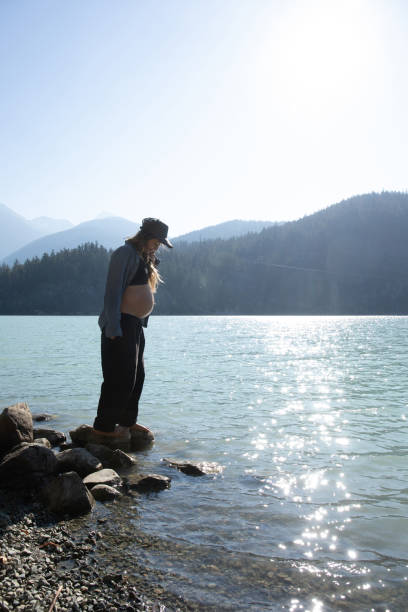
[90,484,122,501]
[33,438,52,448]
[130,428,154,451]
[0,403,33,454]
[85,443,136,469]
[125,473,171,492]
[31,413,56,422]
[0,443,58,489]
[32,428,66,447]
[83,469,122,489]
[56,448,103,477]
[162,458,223,476]
[41,471,95,516]
[70,425,131,451]
[69,424,94,446]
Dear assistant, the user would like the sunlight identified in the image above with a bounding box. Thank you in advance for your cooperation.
[255,0,382,118]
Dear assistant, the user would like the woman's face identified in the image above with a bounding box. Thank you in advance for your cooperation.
[145,238,161,255]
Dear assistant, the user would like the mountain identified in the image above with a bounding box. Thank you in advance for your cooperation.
[0,203,44,259]
[173,220,277,243]
[29,216,73,235]
[2,215,277,263]
[4,217,139,265]
[2,191,408,315]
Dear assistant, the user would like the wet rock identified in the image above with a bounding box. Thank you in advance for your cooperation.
[85,443,136,469]
[125,473,171,492]
[56,448,103,477]
[69,424,94,446]
[0,443,58,489]
[0,402,33,454]
[90,484,123,501]
[130,428,154,451]
[41,471,95,516]
[32,428,66,447]
[70,425,131,451]
[83,469,122,489]
[31,413,56,422]
[33,437,52,448]
[163,457,223,476]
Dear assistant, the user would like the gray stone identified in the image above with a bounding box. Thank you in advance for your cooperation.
[33,438,52,448]
[163,457,223,476]
[0,403,33,454]
[0,443,58,489]
[83,469,121,489]
[126,473,171,491]
[32,428,66,447]
[85,443,136,469]
[90,484,122,501]
[56,448,103,477]
[130,428,154,451]
[41,471,95,516]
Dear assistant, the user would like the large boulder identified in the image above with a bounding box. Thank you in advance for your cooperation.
[0,403,33,455]
[41,471,95,516]
[32,428,66,447]
[85,443,136,469]
[56,448,103,477]
[0,443,58,489]
[83,469,122,489]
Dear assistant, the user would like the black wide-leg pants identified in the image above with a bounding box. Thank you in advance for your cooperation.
[94,313,145,433]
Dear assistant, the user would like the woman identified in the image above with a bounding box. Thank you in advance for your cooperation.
[93,217,173,441]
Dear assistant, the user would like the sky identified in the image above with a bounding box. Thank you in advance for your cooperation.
[1,0,407,237]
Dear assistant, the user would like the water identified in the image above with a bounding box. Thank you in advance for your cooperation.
[1,315,408,610]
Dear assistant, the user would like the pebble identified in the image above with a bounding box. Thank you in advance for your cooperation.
[0,488,183,612]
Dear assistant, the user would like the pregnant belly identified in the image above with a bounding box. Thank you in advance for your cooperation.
[121,285,154,318]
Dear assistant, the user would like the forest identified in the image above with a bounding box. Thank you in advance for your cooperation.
[1,192,408,316]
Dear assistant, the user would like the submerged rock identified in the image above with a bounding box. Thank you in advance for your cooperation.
[41,471,95,516]
[163,458,223,476]
[0,443,58,489]
[31,413,56,422]
[125,473,171,492]
[83,468,122,489]
[33,428,66,447]
[0,402,33,454]
[56,448,103,477]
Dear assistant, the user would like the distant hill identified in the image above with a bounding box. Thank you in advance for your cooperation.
[2,191,408,315]
[29,216,73,235]
[4,217,140,265]
[0,203,44,259]
[2,215,278,263]
[173,220,277,243]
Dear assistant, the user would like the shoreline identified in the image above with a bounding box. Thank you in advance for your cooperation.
[0,488,191,612]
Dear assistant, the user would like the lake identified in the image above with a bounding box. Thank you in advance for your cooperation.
[1,315,407,611]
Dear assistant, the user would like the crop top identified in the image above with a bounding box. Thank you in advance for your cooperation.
[129,258,149,285]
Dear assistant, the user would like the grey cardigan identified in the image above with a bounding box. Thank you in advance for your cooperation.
[98,242,147,337]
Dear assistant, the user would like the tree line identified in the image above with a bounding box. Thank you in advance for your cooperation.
[1,191,408,315]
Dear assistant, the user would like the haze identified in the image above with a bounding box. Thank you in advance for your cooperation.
[1,0,407,236]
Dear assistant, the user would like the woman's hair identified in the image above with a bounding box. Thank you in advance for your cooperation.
[127,231,162,292]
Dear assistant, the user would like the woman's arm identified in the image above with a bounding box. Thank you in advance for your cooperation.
[102,247,129,338]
